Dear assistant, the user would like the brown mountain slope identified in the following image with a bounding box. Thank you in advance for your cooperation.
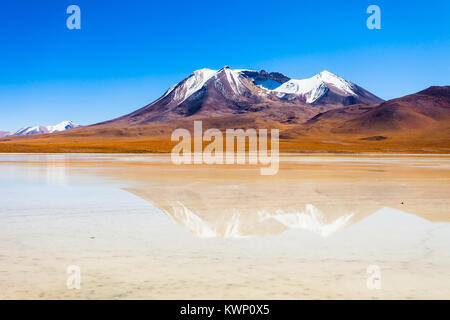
[280,86,450,135]
[334,86,450,133]
[306,104,378,124]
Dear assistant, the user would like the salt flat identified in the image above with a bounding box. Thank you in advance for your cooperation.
[0,154,449,299]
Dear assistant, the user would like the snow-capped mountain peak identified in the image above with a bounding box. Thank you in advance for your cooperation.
[270,70,357,103]
[46,120,79,133]
[215,66,248,96]
[316,70,356,95]
[117,66,383,124]
[167,68,217,104]
[10,121,80,136]
[158,67,251,105]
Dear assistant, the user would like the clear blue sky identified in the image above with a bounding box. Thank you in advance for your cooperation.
[0,0,449,131]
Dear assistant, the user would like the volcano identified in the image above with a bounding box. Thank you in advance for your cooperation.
[101,67,383,125]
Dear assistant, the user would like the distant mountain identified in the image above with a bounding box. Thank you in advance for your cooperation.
[0,131,10,137]
[10,121,80,136]
[103,66,383,125]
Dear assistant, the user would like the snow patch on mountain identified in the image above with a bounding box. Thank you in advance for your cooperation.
[272,70,357,103]
[220,66,247,96]
[47,120,79,133]
[10,121,80,136]
[169,68,217,104]
[164,66,254,104]
[255,79,284,90]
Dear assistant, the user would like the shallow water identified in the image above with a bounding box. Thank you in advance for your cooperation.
[0,154,449,299]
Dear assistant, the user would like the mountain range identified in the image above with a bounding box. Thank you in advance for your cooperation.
[0,67,448,153]
[0,121,79,137]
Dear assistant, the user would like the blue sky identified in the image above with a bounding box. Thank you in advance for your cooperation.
[0,0,449,131]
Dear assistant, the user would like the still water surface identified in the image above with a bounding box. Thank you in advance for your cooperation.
[0,154,449,299]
